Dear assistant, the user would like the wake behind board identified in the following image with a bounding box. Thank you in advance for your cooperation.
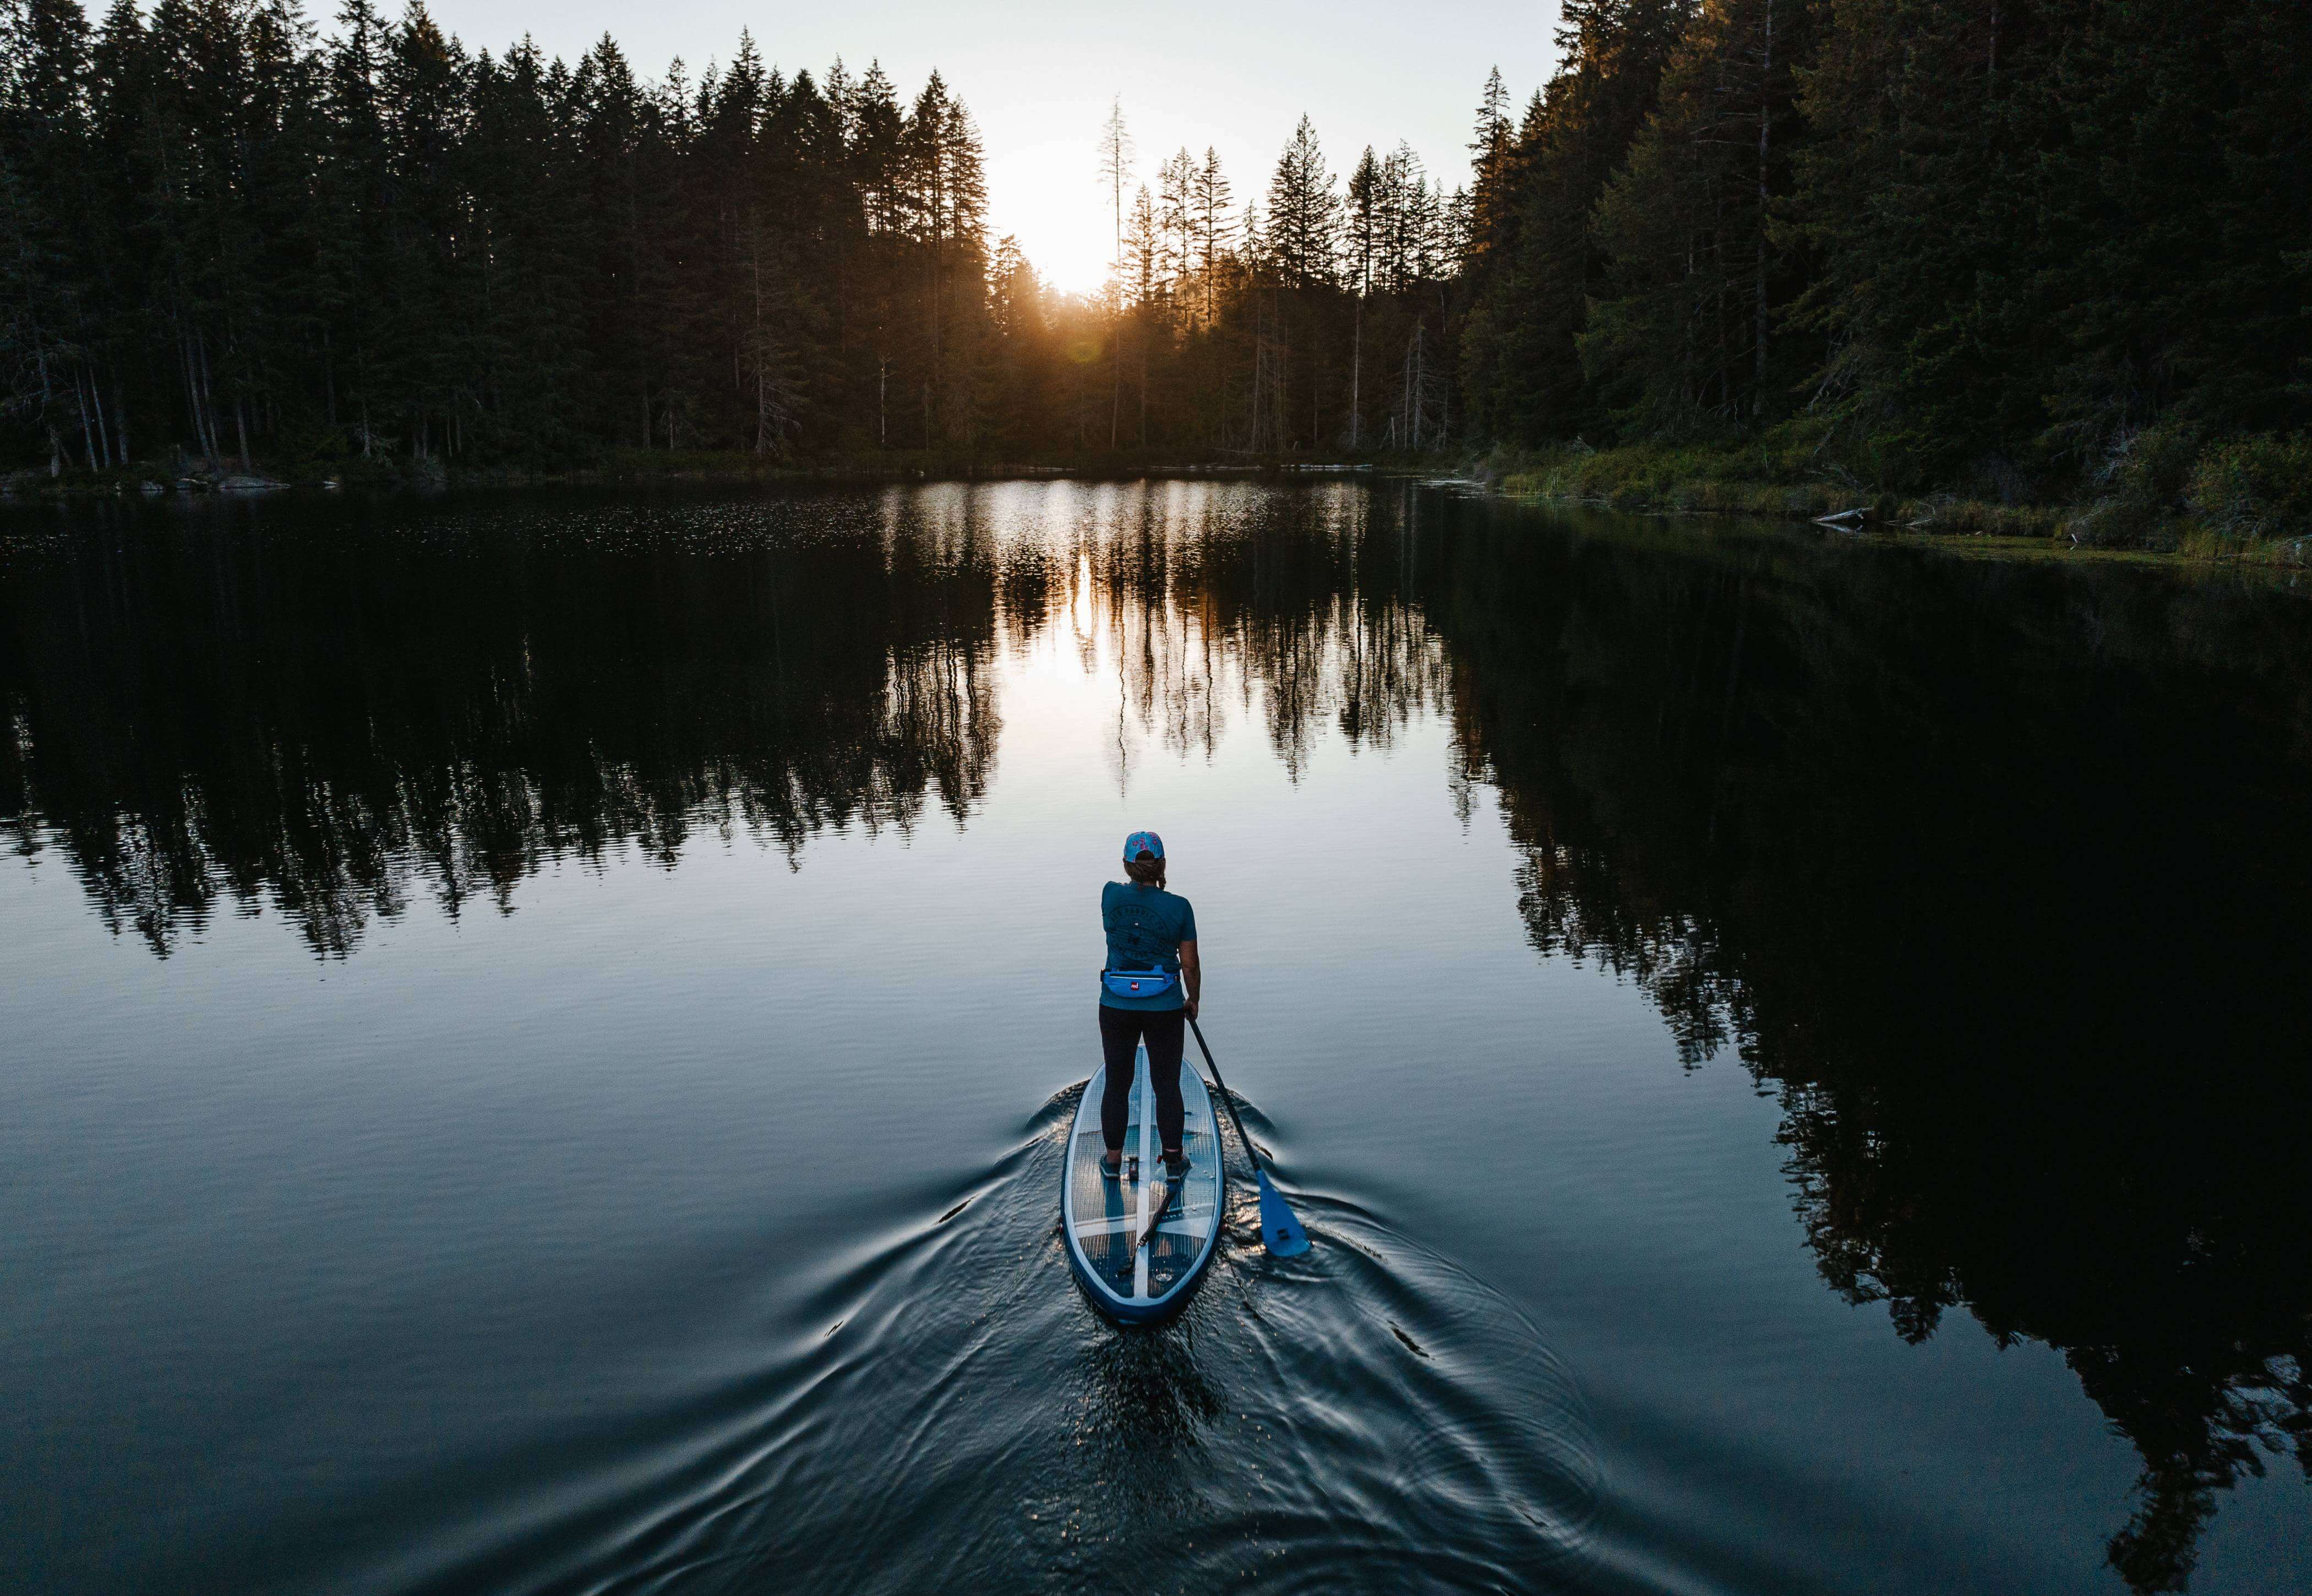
[1062,1043,1225,1323]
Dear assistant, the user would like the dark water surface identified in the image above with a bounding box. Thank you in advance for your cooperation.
[4,482,2307,1596]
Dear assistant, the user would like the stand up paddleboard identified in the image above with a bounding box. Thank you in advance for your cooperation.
[1062,1043,1224,1323]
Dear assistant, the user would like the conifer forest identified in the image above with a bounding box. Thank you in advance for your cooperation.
[0,0,2306,531]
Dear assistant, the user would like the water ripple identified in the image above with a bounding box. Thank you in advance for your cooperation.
[403,1085,1599,1596]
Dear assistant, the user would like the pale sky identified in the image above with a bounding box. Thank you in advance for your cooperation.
[415,1,1566,293]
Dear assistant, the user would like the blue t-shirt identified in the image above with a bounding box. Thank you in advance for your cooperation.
[1099,881,1198,1011]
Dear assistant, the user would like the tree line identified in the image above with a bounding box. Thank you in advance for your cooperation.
[0,0,1471,474]
[1068,100,1470,456]
[0,0,1012,471]
[2,0,2305,494]
[1459,0,2310,507]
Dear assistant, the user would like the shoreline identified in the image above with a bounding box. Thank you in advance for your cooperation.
[0,452,1401,501]
[8,449,2304,572]
[1480,442,2312,570]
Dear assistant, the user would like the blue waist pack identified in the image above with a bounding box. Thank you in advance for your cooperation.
[1101,967,1177,999]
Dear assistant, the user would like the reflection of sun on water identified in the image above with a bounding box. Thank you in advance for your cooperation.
[1070,553,1095,647]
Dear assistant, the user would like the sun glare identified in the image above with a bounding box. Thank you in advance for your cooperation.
[985,138,1114,298]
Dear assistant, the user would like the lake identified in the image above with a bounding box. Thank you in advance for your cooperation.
[3,480,2306,1596]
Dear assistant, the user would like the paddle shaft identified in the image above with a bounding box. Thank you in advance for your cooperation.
[1186,1015,1268,1178]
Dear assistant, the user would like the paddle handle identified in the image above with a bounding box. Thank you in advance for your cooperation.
[1186,1015,1267,1178]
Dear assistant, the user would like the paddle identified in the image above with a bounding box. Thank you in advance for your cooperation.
[1135,1176,1170,1254]
[1187,1015,1311,1257]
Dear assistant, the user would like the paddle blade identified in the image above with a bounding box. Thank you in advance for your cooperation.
[1254,1169,1310,1256]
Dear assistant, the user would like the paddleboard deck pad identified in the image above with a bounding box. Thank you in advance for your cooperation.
[1062,1043,1225,1322]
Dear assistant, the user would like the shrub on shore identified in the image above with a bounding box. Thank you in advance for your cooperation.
[1487,425,2310,560]
[2186,435,2312,545]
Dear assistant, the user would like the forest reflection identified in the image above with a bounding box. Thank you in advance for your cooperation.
[1419,501,2312,1594]
[1074,484,1449,780]
[0,483,1449,958]
[4,483,2308,1591]
[1,491,1008,955]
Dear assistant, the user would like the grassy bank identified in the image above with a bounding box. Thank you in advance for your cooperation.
[1480,429,2312,565]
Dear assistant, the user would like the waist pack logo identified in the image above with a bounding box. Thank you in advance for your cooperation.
[1102,966,1177,998]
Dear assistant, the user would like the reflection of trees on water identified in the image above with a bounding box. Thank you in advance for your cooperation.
[1414,495,2312,1594]
[0,483,1454,960]
[10,484,2309,1588]
[0,495,1003,957]
[1060,481,1451,781]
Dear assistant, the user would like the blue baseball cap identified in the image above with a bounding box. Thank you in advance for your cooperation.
[1122,830,1165,861]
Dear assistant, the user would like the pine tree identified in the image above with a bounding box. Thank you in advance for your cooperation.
[1464,65,1513,264]
[321,0,396,456]
[1584,0,1812,437]
[460,38,589,457]
[1192,146,1231,328]
[1345,147,1380,298]
[1095,94,1133,271]
[1461,0,1693,444]
[379,3,467,460]
[1379,142,1428,291]
[1264,114,1337,291]
[0,0,103,469]
[1157,147,1195,309]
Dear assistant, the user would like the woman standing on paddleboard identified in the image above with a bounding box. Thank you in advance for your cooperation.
[1098,831,1200,1182]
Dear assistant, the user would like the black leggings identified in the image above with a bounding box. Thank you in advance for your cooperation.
[1098,1005,1186,1156]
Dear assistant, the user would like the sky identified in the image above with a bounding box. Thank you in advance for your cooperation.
[416,1,1566,293]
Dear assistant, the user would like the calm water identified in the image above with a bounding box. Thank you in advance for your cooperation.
[4,482,2308,1596]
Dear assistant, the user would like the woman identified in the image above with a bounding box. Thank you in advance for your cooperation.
[1098,830,1200,1181]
